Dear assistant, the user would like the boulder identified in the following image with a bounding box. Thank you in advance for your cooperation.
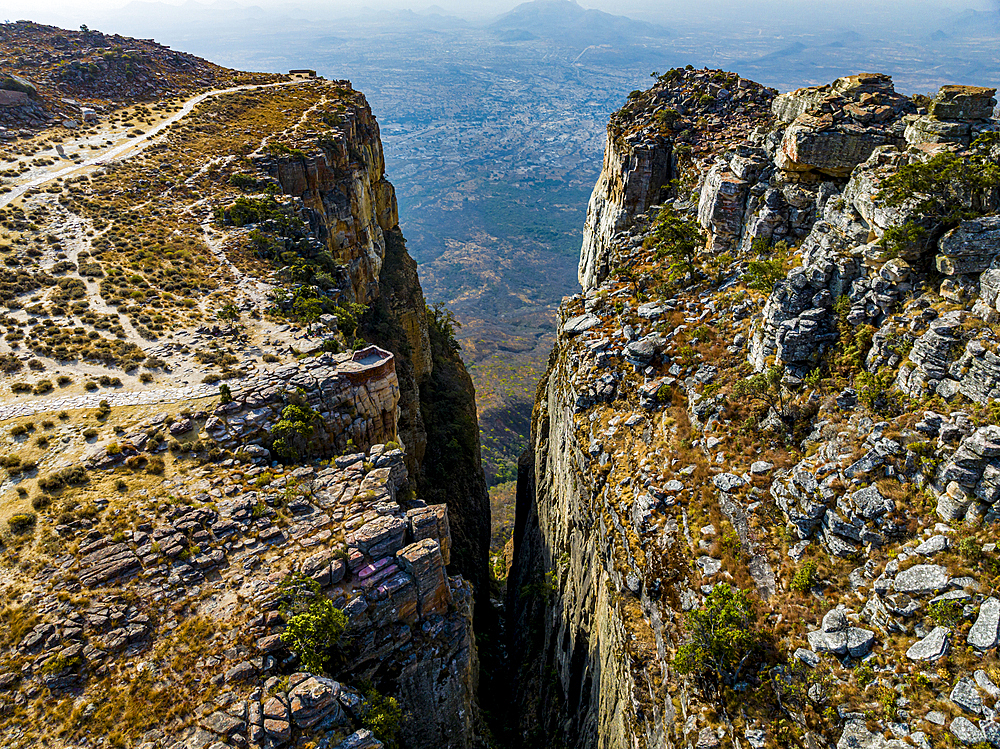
[349,516,408,558]
[0,74,38,98]
[697,163,749,249]
[807,607,875,657]
[893,564,949,594]
[914,535,950,556]
[288,675,344,728]
[906,626,950,661]
[334,729,384,749]
[563,313,600,336]
[951,676,984,716]
[624,335,663,367]
[713,473,746,492]
[950,716,986,745]
[928,85,997,121]
[936,217,1000,276]
[850,485,894,520]
[968,597,1000,650]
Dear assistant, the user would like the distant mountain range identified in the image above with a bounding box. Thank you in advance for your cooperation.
[488,0,670,45]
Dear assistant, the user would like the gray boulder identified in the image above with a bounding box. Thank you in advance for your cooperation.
[334,729,384,749]
[951,716,986,745]
[951,676,984,715]
[937,217,1000,276]
[713,473,746,492]
[851,485,894,520]
[893,564,950,594]
[914,535,950,556]
[562,313,600,336]
[969,597,1000,650]
[906,626,950,661]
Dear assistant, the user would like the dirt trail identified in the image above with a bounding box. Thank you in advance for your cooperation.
[0,80,300,210]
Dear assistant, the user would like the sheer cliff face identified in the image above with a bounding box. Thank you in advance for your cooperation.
[271,99,401,307]
[270,91,489,596]
[508,345,660,748]
[512,69,1000,749]
[578,134,671,291]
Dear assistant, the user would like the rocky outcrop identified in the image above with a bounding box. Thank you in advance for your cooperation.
[512,67,1000,749]
[578,68,776,290]
[202,347,400,459]
[936,216,1000,276]
[265,101,397,306]
[905,85,998,148]
[263,89,490,596]
[578,133,671,290]
[772,73,913,178]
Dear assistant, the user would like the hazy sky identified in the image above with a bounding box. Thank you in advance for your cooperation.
[2,0,996,30]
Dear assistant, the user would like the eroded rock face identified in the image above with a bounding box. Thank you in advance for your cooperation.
[772,73,913,177]
[204,346,400,460]
[578,68,775,291]
[937,217,1000,276]
[264,101,398,306]
[512,66,1000,749]
[578,133,671,291]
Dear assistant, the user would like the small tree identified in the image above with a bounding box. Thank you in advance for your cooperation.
[733,364,787,418]
[673,583,762,694]
[291,295,322,331]
[361,686,403,749]
[651,206,704,283]
[332,302,368,338]
[218,303,241,328]
[877,132,1000,255]
[270,402,319,462]
[278,573,346,674]
[744,238,790,292]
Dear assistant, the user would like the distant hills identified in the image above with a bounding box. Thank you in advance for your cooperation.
[488,0,671,45]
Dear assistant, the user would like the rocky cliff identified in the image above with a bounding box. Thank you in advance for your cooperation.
[0,38,488,749]
[511,68,1000,749]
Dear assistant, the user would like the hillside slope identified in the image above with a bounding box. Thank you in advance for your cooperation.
[0,25,488,749]
[510,68,1000,749]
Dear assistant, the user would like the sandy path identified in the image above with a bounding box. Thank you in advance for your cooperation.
[0,80,300,209]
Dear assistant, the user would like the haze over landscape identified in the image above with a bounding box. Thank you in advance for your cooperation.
[6,0,1000,538]
[7,0,1000,746]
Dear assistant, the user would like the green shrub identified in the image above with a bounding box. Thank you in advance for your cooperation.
[278,573,346,673]
[928,599,963,628]
[673,583,762,693]
[271,403,319,462]
[650,206,704,284]
[790,560,818,592]
[362,686,403,749]
[7,513,36,533]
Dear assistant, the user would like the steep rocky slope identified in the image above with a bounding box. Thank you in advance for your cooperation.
[510,68,1000,749]
[0,21,272,133]
[0,29,488,749]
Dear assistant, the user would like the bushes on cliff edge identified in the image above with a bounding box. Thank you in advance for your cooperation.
[270,402,319,462]
[278,573,346,674]
[649,205,704,283]
[673,583,762,693]
[877,132,1000,257]
[361,685,403,749]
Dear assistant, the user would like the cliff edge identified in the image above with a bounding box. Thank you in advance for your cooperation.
[511,67,1000,749]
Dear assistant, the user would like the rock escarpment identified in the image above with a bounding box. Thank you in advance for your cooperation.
[511,67,1000,749]
[262,95,490,593]
[578,69,776,289]
[0,47,487,749]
